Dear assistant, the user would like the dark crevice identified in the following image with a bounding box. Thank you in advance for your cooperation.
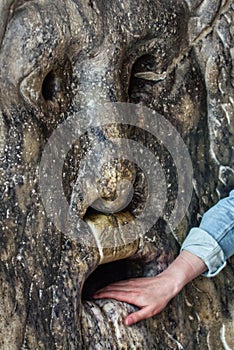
[82,258,141,300]
[42,70,60,101]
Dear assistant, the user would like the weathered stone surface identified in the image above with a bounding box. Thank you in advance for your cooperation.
[0,0,233,349]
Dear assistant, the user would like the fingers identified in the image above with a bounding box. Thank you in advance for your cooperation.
[94,284,133,295]
[92,279,140,299]
[93,277,153,295]
[93,288,156,326]
[92,275,172,326]
[93,289,137,305]
[89,268,183,328]
[125,306,153,326]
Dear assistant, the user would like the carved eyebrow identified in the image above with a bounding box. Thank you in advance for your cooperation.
[9,0,34,18]
[0,0,33,47]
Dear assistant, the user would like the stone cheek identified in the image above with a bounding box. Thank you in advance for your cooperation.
[21,127,40,164]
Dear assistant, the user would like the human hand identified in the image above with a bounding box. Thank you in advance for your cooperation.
[93,274,179,326]
[93,251,207,326]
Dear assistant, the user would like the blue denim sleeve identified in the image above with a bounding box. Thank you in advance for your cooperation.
[181,189,234,277]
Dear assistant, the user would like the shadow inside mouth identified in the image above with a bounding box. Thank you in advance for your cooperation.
[81,257,144,301]
[82,259,129,300]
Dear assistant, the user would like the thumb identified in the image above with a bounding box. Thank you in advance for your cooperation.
[124,306,152,326]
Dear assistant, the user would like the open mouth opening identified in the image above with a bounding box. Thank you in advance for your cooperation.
[81,234,158,301]
[81,183,148,301]
[82,258,133,300]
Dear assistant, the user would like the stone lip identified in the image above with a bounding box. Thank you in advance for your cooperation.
[81,299,155,349]
[84,211,140,265]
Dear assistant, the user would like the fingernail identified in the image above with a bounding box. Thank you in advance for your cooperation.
[125,317,133,326]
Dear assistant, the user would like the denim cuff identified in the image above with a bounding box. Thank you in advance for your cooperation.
[181,227,227,277]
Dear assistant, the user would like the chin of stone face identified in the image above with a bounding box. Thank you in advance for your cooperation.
[0,1,233,349]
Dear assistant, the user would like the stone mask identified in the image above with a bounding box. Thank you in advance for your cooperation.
[0,1,233,349]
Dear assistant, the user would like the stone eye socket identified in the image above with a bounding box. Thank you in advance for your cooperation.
[128,54,157,104]
[39,56,74,125]
[131,54,157,74]
[42,70,61,101]
[41,58,72,105]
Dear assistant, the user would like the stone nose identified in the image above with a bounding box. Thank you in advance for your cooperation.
[70,122,136,218]
[92,158,136,213]
[74,48,126,108]
[70,50,134,217]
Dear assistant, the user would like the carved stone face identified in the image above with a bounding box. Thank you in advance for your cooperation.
[0,0,233,349]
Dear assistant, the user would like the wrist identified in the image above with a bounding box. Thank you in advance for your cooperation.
[161,250,207,296]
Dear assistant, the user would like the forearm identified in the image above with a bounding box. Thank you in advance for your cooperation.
[199,189,234,260]
[181,189,234,277]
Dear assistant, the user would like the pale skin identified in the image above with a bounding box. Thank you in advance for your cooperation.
[93,250,207,326]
